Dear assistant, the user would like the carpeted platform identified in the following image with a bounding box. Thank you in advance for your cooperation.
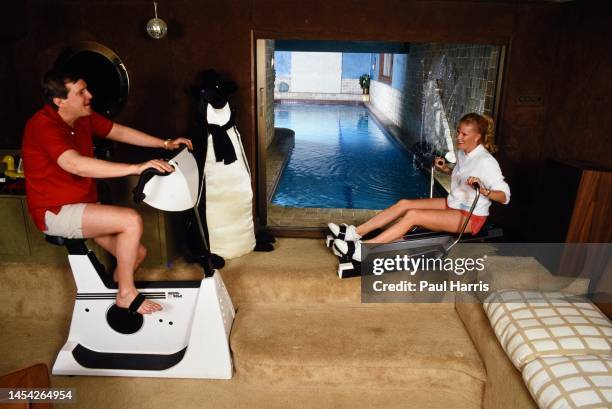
[0,238,486,408]
[231,303,485,395]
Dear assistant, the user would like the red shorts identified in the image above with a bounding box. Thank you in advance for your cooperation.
[446,204,487,235]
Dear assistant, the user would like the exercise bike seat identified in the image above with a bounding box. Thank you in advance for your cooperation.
[45,235,89,255]
[45,234,72,246]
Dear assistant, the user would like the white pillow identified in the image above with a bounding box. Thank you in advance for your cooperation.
[484,290,612,369]
[522,355,612,409]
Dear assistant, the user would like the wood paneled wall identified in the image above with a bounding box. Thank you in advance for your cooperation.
[544,0,612,169]
[2,0,610,240]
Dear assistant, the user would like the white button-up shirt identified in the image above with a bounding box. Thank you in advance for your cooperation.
[446,144,511,216]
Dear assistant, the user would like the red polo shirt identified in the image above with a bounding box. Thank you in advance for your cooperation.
[22,104,113,231]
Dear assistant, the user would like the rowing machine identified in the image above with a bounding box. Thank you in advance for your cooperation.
[334,183,488,278]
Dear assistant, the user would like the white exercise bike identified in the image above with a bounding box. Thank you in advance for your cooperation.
[49,147,235,379]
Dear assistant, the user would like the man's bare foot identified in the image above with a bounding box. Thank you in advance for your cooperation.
[116,290,162,314]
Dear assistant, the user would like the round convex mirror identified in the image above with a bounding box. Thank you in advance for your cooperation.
[55,42,129,117]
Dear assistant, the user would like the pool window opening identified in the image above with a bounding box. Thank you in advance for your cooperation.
[255,39,505,231]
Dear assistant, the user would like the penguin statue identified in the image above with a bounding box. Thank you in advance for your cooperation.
[194,70,274,260]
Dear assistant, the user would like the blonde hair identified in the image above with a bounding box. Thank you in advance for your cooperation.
[459,113,498,154]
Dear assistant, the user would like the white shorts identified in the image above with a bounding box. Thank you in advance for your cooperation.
[44,203,88,239]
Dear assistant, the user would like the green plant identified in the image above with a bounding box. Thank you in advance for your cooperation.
[359,73,370,90]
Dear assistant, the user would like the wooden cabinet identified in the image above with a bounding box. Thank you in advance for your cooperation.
[564,166,612,243]
[0,194,184,267]
[0,195,67,264]
[0,147,185,266]
[0,196,30,257]
[529,160,612,318]
[529,160,612,243]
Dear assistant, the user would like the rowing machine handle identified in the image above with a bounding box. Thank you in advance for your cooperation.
[132,167,172,203]
[447,180,482,253]
[471,182,482,200]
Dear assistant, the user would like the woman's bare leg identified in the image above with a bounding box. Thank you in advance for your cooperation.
[356,198,446,236]
[81,203,161,314]
[365,208,471,243]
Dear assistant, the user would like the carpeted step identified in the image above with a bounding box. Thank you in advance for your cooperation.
[231,302,486,408]
[0,317,476,409]
[0,239,356,320]
[0,262,77,320]
[222,238,360,305]
[1,238,488,408]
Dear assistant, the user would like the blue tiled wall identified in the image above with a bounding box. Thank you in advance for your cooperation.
[391,54,408,90]
[275,51,372,79]
[370,53,408,90]
[341,53,371,79]
[275,51,291,75]
[371,54,378,81]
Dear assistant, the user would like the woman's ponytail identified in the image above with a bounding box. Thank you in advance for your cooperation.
[480,114,497,154]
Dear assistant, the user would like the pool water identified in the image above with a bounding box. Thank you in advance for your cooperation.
[272,103,432,209]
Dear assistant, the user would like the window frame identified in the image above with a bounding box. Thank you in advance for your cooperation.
[378,53,393,85]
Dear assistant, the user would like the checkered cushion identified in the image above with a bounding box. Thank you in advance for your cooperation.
[523,355,612,409]
[484,290,612,369]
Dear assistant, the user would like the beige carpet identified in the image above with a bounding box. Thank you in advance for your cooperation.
[0,238,485,409]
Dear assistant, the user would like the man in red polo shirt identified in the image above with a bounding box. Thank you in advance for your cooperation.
[22,69,192,315]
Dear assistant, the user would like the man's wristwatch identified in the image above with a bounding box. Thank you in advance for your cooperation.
[483,187,491,197]
[163,139,173,149]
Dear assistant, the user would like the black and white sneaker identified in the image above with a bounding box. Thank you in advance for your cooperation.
[338,261,361,279]
[333,239,363,262]
[327,223,361,241]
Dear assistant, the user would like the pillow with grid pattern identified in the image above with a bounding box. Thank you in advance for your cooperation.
[522,355,612,409]
[484,290,612,369]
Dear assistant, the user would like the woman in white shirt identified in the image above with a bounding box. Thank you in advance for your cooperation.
[332,112,510,261]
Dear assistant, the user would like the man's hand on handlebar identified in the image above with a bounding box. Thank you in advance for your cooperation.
[434,156,452,175]
[137,159,175,175]
[163,137,193,151]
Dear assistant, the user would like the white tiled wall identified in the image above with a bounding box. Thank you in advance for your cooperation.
[341,78,362,94]
[369,80,404,128]
[369,44,500,150]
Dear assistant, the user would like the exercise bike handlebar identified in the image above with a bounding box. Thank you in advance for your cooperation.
[133,145,192,203]
[132,167,173,204]
[130,146,216,278]
[161,143,190,160]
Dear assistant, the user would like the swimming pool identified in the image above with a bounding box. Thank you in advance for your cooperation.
[272,103,432,209]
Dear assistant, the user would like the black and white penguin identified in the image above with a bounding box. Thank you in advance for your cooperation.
[193,70,274,260]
